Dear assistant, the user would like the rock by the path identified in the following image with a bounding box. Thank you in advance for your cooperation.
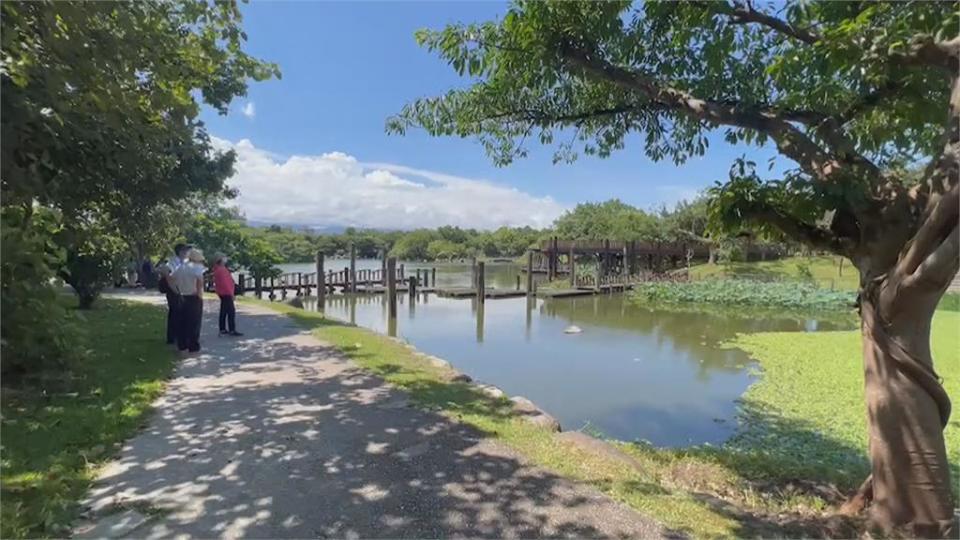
[449,372,472,383]
[474,383,505,399]
[425,355,451,369]
[74,510,149,539]
[510,396,561,432]
[563,325,583,334]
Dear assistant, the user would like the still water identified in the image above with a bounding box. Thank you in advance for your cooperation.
[279,261,852,446]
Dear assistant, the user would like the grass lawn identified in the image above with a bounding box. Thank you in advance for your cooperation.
[689,255,859,290]
[0,299,176,538]
[243,297,960,537]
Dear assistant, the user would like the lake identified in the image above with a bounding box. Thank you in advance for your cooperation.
[277,260,852,447]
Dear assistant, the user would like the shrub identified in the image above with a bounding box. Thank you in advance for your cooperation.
[1,207,81,382]
[631,278,856,311]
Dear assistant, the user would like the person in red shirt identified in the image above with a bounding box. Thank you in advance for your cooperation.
[212,255,243,337]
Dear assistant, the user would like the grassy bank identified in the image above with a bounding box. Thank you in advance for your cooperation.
[0,299,176,538]
[687,255,960,311]
[689,255,858,290]
[244,297,959,537]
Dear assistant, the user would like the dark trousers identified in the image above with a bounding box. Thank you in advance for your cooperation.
[177,295,203,352]
[219,295,236,333]
[165,292,181,344]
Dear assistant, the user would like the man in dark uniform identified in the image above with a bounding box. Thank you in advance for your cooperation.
[158,243,190,345]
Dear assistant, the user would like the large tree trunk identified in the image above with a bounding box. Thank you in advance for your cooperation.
[859,272,956,537]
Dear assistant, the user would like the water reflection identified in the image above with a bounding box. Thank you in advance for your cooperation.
[292,262,855,447]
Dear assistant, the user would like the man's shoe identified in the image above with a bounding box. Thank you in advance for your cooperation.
[229,331,244,337]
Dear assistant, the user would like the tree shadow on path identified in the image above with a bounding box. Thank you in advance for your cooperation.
[77,298,668,539]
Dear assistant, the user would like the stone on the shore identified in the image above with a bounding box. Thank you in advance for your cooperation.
[450,372,472,383]
[426,356,451,369]
[510,396,561,432]
[475,383,505,399]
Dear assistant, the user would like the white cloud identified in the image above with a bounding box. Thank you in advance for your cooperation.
[211,137,566,230]
[241,102,256,119]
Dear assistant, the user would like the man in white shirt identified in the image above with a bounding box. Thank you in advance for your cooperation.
[160,243,191,345]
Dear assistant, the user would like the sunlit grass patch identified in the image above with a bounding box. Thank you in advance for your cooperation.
[1,299,176,539]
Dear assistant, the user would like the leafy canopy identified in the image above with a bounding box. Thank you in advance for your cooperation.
[389,1,958,257]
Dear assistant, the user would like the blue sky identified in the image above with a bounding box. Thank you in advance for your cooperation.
[202,1,781,230]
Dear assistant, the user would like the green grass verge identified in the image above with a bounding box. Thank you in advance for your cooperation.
[244,297,960,537]
[0,299,177,539]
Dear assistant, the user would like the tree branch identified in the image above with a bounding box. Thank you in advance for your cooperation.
[557,40,874,182]
[892,36,960,73]
[898,182,959,282]
[754,204,849,255]
[714,1,820,45]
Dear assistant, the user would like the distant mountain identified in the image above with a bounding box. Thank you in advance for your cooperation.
[244,221,399,234]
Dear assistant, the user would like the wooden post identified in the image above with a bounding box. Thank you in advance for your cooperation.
[381,251,387,285]
[409,275,417,298]
[400,263,405,280]
[269,276,276,300]
[316,251,325,305]
[343,267,349,291]
[516,274,521,291]
[622,247,628,280]
[569,247,576,287]
[602,239,610,278]
[237,273,246,295]
[431,267,436,288]
[526,250,534,296]
[349,244,357,293]
[297,273,303,296]
[476,261,485,304]
[387,257,397,318]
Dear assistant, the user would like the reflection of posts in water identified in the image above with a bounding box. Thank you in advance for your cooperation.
[387,313,397,337]
[476,261,485,304]
[525,296,534,342]
[387,257,397,318]
[476,301,484,343]
[526,250,534,295]
[409,290,416,319]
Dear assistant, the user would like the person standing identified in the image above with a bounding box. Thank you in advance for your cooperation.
[172,248,205,353]
[212,255,243,337]
[159,243,189,346]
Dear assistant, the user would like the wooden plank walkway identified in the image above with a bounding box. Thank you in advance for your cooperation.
[436,288,527,299]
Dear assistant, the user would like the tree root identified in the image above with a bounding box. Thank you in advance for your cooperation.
[838,474,873,516]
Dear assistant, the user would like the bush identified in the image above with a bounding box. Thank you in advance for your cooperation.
[1,207,81,382]
[58,218,128,309]
[631,278,856,310]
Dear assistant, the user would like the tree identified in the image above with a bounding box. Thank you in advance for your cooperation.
[389,1,960,534]
[58,214,129,309]
[553,199,658,241]
[2,0,277,305]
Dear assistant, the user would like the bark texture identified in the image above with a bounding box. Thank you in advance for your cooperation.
[860,280,955,537]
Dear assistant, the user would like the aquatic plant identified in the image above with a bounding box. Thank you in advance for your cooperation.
[631,279,856,311]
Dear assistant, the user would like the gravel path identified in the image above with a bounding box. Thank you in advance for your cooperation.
[74,292,670,539]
